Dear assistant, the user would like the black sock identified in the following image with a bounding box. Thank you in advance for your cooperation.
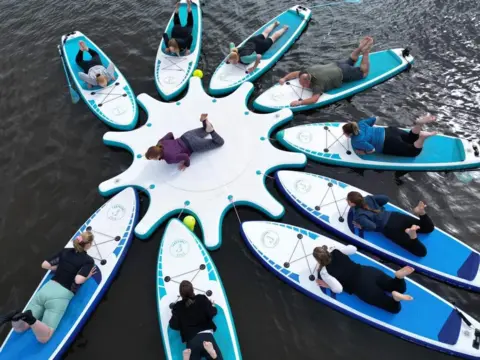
[12,310,36,326]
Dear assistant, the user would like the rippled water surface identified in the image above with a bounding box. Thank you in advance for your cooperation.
[1,0,479,359]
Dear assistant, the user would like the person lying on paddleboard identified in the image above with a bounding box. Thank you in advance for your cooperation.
[163,0,194,56]
[347,192,435,257]
[227,21,289,73]
[0,232,96,343]
[76,40,116,88]
[278,36,374,107]
[342,115,437,157]
[145,113,224,171]
[313,245,414,313]
[170,280,224,360]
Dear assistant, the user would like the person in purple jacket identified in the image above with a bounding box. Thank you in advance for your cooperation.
[145,113,224,171]
[342,114,437,157]
[347,191,435,257]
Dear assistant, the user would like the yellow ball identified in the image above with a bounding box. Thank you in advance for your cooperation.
[183,215,196,231]
[193,69,203,79]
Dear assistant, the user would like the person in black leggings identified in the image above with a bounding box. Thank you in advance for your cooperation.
[163,0,194,56]
[169,280,223,360]
[227,20,289,73]
[342,114,438,157]
[347,192,435,257]
[75,40,115,88]
[314,245,414,313]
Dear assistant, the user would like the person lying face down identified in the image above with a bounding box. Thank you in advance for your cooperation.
[227,20,289,74]
[75,40,116,89]
[169,280,224,360]
[346,191,435,258]
[145,114,225,171]
[313,245,415,314]
[0,232,97,343]
[163,0,194,56]
[342,114,437,157]
[277,36,374,107]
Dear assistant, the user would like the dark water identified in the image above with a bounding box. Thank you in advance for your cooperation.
[1,0,480,359]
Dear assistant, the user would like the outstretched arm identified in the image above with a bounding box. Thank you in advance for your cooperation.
[372,195,390,207]
[319,267,343,293]
[290,93,321,107]
[359,117,377,127]
[279,71,300,84]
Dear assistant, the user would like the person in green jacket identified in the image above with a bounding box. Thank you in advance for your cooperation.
[279,36,374,107]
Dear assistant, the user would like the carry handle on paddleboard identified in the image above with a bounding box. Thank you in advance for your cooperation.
[454,306,480,349]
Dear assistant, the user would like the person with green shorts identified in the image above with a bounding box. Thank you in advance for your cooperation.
[0,231,96,343]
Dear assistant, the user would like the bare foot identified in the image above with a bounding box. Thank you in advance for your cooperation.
[415,114,436,125]
[362,37,374,53]
[175,1,180,12]
[203,342,217,359]
[405,225,420,238]
[413,201,427,216]
[392,291,413,302]
[419,131,437,139]
[395,266,415,279]
[283,25,289,31]
[205,120,214,133]
[183,349,191,360]
[79,40,88,52]
[274,20,280,27]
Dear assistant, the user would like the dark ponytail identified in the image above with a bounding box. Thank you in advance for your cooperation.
[347,191,381,213]
[179,280,195,307]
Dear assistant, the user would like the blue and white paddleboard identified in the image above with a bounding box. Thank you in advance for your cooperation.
[0,187,139,360]
[275,170,480,291]
[157,219,242,360]
[155,0,202,100]
[60,31,138,130]
[277,122,480,171]
[208,5,311,96]
[241,221,480,359]
[253,48,414,113]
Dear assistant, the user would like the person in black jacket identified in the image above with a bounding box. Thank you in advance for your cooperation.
[163,0,194,56]
[169,280,223,360]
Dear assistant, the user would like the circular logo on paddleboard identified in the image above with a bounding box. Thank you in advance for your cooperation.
[170,239,190,258]
[294,180,311,194]
[262,231,279,248]
[271,92,284,101]
[297,131,312,144]
[108,204,126,221]
[163,76,177,85]
[113,105,127,116]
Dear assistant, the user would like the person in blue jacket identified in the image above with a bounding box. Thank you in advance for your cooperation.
[346,191,435,257]
[342,115,437,156]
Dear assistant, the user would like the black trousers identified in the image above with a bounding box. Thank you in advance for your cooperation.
[382,211,435,257]
[75,48,101,73]
[186,332,223,360]
[173,11,194,31]
[354,266,406,314]
[382,127,422,157]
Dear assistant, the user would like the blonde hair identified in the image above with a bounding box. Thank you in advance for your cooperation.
[73,231,94,252]
[97,75,108,87]
[168,39,180,52]
[228,50,239,62]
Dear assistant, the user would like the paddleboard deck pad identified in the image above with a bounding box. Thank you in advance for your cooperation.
[60,31,138,130]
[253,48,413,112]
[275,170,480,291]
[277,122,480,171]
[0,187,139,360]
[157,219,242,359]
[155,0,202,100]
[241,221,480,359]
[209,5,311,96]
